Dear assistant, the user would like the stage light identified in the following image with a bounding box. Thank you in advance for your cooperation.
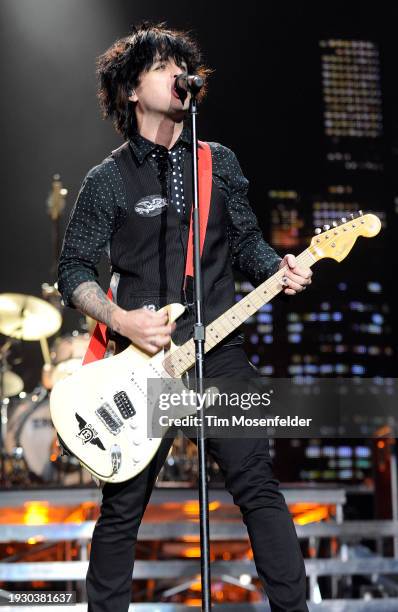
[239,574,252,586]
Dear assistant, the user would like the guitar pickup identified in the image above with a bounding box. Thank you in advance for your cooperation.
[96,403,123,435]
[113,391,136,420]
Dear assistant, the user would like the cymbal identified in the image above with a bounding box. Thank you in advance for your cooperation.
[2,370,24,397]
[0,293,62,340]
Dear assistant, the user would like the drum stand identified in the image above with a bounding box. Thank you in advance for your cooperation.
[0,340,13,418]
[0,340,14,485]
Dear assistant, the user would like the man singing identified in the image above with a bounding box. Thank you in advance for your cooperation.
[58,21,312,612]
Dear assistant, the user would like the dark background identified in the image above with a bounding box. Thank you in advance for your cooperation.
[0,1,396,390]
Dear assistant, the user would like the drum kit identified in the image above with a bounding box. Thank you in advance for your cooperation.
[0,290,94,487]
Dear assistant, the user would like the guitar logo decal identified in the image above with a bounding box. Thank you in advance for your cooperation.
[75,413,105,450]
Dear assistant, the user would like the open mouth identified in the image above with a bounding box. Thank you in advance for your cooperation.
[172,86,182,100]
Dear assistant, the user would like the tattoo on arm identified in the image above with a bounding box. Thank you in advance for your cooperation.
[71,281,118,329]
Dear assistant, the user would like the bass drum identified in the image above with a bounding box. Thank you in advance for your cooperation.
[4,387,91,485]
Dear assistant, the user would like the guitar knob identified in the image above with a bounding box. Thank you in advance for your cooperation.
[341,217,347,223]
[314,228,322,235]
[332,221,338,227]
[350,213,355,220]
[358,209,363,216]
[323,224,330,231]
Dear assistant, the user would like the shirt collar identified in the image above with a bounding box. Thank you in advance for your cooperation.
[129,122,192,165]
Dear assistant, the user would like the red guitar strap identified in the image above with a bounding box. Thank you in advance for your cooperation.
[82,140,212,365]
[183,141,212,280]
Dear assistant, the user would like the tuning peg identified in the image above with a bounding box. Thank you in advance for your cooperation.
[323,224,330,231]
[350,213,355,220]
[332,221,338,227]
[358,210,363,216]
[314,227,322,235]
[341,217,347,223]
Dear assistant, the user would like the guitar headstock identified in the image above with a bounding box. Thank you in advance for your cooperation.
[309,211,381,262]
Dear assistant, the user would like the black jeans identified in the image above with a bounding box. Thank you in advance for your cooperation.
[86,345,308,611]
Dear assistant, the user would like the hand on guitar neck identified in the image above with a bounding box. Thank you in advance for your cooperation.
[278,253,313,295]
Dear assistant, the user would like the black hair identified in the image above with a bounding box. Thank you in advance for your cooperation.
[96,21,212,140]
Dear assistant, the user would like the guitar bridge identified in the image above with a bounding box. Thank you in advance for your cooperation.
[113,391,136,419]
[96,403,123,435]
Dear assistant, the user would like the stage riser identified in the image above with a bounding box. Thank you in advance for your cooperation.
[0,486,347,508]
[1,558,398,580]
[0,520,397,541]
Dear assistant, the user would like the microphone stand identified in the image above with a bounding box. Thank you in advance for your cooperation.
[188,92,212,611]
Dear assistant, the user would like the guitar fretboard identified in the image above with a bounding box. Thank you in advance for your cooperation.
[163,248,316,378]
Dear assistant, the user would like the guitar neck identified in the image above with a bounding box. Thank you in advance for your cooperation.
[163,248,316,377]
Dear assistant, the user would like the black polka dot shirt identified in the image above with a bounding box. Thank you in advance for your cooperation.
[58,123,282,307]
[145,140,186,215]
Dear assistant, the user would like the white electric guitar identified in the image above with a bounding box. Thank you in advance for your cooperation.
[50,213,381,483]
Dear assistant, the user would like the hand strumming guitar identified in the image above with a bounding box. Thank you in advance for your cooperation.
[71,281,175,355]
[111,308,176,354]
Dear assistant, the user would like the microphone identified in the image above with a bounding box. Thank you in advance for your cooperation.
[174,73,204,95]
